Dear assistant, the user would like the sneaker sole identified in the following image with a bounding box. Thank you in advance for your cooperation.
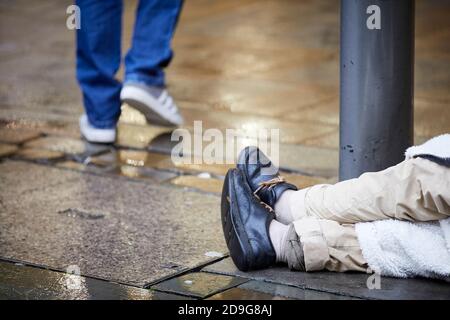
[122,97,177,127]
[80,134,115,144]
[79,116,116,144]
[121,86,180,127]
[221,169,253,271]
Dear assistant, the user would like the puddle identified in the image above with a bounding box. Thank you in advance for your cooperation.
[169,175,223,193]
[116,105,174,149]
[25,136,109,160]
[0,261,153,300]
[152,272,247,298]
[204,251,224,258]
[207,287,290,300]
[58,208,105,220]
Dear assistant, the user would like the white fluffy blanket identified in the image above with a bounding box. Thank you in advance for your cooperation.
[356,219,450,278]
[355,134,450,278]
[404,133,450,161]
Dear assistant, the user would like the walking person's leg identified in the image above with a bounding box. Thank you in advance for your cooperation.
[76,0,123,143]
[121,0,184,127]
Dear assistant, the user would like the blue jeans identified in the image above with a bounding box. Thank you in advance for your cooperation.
[76,0,183,128]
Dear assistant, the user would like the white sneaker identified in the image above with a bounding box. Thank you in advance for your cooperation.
[79,114,116,144]
[120,83,184,127]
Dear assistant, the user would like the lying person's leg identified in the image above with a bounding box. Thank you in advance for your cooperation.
[278,157,450,224]
[269,218,368,272]
[238,147,450,225]
[222,167,367,272]
[222,169,449,275]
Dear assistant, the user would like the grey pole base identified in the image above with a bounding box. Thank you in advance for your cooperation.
[339,0,415,181]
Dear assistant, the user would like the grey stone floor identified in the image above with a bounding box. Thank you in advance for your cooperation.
[1,0,450,300]
[1,129,450,300]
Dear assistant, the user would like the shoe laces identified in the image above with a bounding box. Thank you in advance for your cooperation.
[252,175,286,214]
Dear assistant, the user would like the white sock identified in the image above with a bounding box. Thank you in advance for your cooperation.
[269,220,290,263]
[274,189,308,224]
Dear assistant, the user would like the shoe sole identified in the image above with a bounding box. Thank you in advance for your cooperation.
[79,117,116,144]
[80,134,115,145]
[122,97,177,127]
[221,169,253,271]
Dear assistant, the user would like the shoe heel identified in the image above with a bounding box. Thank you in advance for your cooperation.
[221,169,252,271]
[221,170,232,244]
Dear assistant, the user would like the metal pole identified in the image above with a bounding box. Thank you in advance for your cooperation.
[339,0,415,180]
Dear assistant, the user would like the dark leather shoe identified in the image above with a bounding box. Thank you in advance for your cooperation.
[237,146,297,210]
[221,168,276,271]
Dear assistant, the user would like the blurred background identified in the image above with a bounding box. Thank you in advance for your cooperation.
[1,0,448,146]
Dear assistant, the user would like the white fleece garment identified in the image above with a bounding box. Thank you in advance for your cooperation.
[404,133,450,160]
[355,219,450,278]
[355,134,450,278]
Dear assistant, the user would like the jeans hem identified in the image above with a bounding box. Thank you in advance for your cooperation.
[124,73,165,88]
[87,117,118,129]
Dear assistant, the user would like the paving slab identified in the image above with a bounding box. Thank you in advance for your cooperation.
[282,172,335,189]
[207,287,291,300]
[152,272,247,298]
[0,126,42,144]
[0,260,170,300]
[116,107,341,175]
[90,149,233,178]
[237,280,358,300]
[169,175,224,194]
[55,161,110,174]
[0,160,227,287]
[203,258,450,300]
[414,98,450,139]
[0,143,18,158]
[301,130,339,149]
[87,156,333,195]
[24,136,110,162]
[279,143,338,177]
[148,132,181,155]
[0,160,79,198]
[106,165,178,183]
[102,134,338,180]
[14,147,65,163]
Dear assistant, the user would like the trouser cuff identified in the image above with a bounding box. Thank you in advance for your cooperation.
[292,217,330,271]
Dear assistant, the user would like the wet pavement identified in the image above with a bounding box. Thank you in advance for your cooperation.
[203,258,450,300]
[0,160,227,287]
[1,0,450,300]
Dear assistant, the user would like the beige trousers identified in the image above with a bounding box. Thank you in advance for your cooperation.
[290,157,450,272]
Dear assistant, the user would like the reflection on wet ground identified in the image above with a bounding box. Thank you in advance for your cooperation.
[0,260,196,300]
[152,272,247,299]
